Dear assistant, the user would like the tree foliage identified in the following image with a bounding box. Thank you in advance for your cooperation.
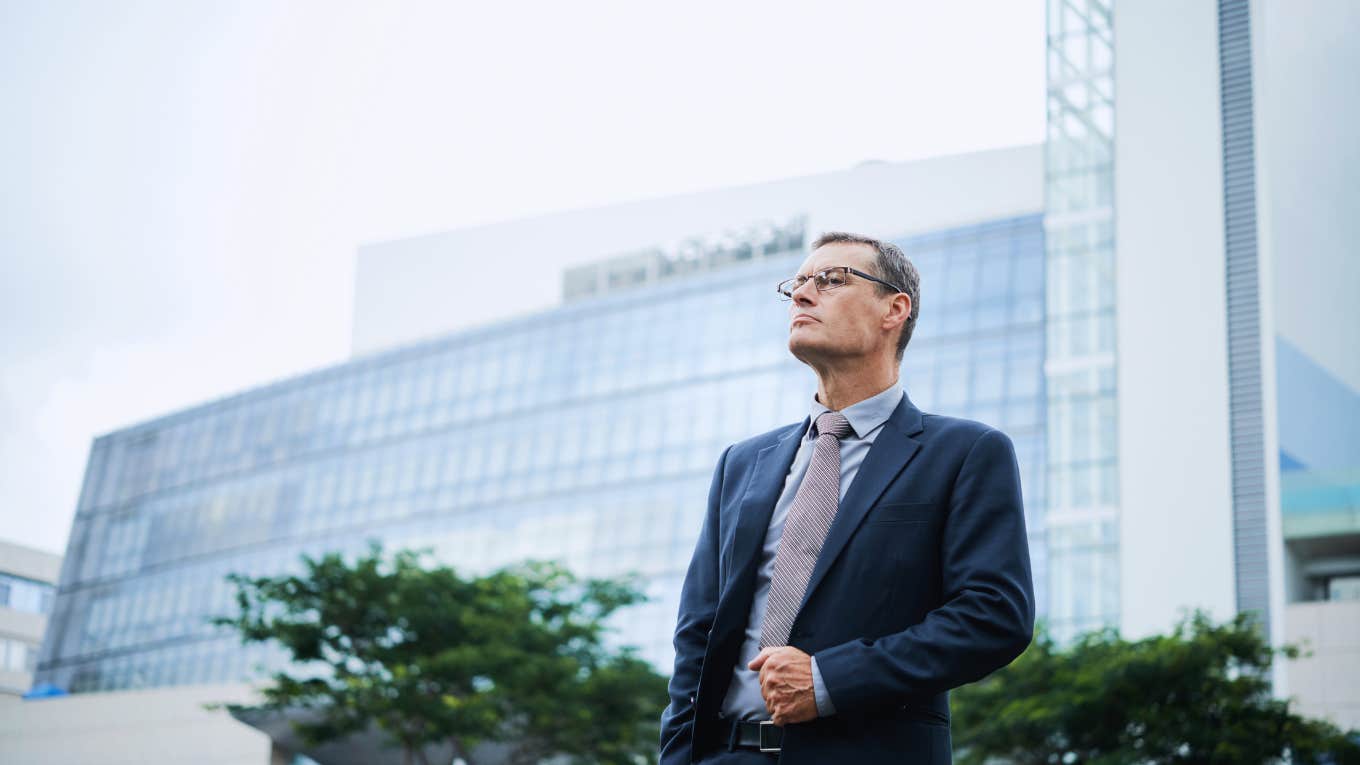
[214,543,668,765]
[951,609,1360,765]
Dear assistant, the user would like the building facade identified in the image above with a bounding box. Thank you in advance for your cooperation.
[1251,0,1360,727]
[1057,0,1360,728]
[36,149,1049,693]
[0,539,61,700]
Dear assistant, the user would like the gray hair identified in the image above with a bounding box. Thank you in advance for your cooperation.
[811,231,921,360]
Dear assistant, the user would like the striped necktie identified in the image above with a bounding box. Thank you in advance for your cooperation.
[759,410,852,649]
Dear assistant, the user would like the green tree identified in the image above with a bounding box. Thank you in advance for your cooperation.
[951,609,1360,765]
[214,543,668,765]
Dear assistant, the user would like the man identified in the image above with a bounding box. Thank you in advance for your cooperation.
[659,232,1035,764]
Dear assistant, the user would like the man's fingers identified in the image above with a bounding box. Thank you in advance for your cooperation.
[747,647,776,671]
[761,672,783,702]
[759,665,784,694]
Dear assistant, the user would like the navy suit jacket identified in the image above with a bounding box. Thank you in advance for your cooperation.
[660,391,1035,764]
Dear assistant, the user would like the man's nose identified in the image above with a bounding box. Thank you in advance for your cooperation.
[791,278,818,305]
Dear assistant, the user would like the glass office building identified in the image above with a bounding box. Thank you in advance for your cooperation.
[36,213,1045,693]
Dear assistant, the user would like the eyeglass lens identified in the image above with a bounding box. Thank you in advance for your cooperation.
[779,267,848,298]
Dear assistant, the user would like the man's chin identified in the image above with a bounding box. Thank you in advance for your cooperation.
[788,338,827,364]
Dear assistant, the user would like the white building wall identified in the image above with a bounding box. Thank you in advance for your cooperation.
[1112,0,1238,638]
[1255,0,1360,392]
[351,145,1044,356]
[1254,0,1360,720]
[0,684,279,765]
[1285,601,1360,731]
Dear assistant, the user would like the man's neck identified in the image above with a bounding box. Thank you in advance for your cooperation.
[813,360,899,412]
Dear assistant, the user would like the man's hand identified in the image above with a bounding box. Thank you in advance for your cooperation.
[748,646,818,725]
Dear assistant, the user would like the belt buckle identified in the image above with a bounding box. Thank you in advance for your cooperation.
[758,720,781,753]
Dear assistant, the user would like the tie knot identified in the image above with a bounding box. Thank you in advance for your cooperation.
[813,411,852,440]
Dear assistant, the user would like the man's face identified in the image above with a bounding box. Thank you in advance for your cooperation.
[787,242,903,365]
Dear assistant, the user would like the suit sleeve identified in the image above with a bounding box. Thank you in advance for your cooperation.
[813,428,1035,714]
[659,444,731,765]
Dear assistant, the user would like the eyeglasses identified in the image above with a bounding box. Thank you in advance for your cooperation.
[776,266,905,301]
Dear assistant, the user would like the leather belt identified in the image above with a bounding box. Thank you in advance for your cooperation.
[724,717,782,754]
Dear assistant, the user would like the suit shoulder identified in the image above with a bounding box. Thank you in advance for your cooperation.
[723,419,806,462]
[919,411,1010,448]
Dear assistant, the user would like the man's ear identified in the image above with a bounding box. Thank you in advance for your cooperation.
[883,293,911,331]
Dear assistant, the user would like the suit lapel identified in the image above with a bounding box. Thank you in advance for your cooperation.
[719,418,807,603]
[797,394,926,614]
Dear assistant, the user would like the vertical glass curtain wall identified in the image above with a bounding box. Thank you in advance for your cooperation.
[1044,0,1120,642]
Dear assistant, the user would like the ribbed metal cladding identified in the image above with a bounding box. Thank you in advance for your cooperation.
[1218,0,1270,632]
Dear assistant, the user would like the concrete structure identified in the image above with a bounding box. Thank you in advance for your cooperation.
[1286,601,1360,731]
[1253,1,1360,729]
[1109,0,1239,641]
[0,684,284,765]
[0,539,61,700]
[1257,1,1360,727]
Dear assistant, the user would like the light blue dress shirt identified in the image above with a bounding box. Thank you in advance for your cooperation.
[720,380,906,720]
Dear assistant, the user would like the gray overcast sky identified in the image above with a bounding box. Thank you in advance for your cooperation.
[1,0,1044,554]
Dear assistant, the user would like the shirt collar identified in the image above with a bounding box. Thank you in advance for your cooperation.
[808,381,904,440]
